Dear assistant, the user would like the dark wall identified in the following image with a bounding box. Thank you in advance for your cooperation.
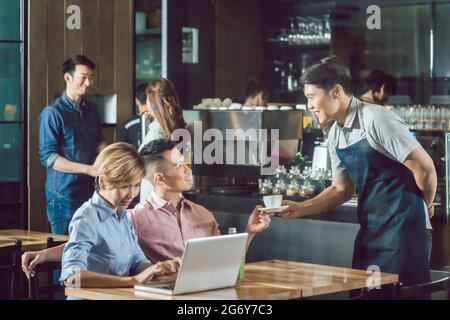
[215,0,263,100]
[167,0,216,109]
[168,0,263,108]
[167,0,187,107]
[186,0,216,109]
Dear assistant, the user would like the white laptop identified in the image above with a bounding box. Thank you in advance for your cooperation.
[134,233,248,295]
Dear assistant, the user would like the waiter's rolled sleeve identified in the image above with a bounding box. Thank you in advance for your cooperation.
[370,112,422,163]
[60,215,97,282]
[46,153,60,168]
[38,107,61,168]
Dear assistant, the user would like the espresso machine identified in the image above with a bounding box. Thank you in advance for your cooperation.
[182,110,303,195]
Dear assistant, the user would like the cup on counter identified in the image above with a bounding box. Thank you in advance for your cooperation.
[263,195,283,208]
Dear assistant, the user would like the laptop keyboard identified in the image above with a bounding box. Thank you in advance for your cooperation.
[159,284,175,290]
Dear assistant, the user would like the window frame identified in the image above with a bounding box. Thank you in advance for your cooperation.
[0,0,27,229]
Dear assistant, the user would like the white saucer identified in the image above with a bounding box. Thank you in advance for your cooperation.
[258,205,289,213]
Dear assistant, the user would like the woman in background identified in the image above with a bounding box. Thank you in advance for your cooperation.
[138,78,187,201]
[139,77,186,151]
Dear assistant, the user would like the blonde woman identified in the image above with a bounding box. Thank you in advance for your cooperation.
[22,143,179,292]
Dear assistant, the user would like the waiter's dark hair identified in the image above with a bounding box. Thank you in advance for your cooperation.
[300,55,353,95]
[62,55,96,76]
[366,70,397,95]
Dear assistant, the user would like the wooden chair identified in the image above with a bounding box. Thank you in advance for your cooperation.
[28,237,66,300]
[394,270,450,300]
[0,240,22,299]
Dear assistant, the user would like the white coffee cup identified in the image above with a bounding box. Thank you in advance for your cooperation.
[263,195,282,208]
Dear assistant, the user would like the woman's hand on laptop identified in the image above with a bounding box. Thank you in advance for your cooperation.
[133,258,180,284]
[245,205,271,235]
[154,258,181,277]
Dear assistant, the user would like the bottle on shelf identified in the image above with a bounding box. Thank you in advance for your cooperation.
[286,63,299,92]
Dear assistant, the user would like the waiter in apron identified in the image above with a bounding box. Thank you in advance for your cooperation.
[281,56,436,289]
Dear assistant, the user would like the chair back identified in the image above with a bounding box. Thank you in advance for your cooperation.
[28,237,66,300]
[0,240,22,299]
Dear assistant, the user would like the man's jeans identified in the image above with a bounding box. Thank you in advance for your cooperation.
[46,194,85,235]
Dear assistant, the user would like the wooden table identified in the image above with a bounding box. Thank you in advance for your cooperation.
[65,259,398,300]
[0,229,68,251]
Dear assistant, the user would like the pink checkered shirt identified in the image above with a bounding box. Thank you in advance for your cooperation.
[128,192,220,263]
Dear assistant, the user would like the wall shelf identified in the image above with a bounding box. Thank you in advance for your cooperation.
[136,28,162,37]
[267,42,330,51]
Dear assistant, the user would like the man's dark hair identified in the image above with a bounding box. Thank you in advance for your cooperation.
[62,55,96,76]
[139,139,181,182]
[300,55,353,95]
[140,139,179,159]
[135,83,148,105]
[366,70,397,95]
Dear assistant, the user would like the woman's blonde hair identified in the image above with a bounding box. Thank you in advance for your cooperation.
[146,77,185,137]
[93,142,145,190]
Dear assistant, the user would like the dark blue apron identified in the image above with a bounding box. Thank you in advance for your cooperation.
[335,106,430,286]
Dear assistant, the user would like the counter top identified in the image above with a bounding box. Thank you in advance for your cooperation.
[184,191,447,225]
[184,191,359,224]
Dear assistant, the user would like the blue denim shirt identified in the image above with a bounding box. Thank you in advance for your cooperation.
[60,192,149,283]
[39,91,104,201]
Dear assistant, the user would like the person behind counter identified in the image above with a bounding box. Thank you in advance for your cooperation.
[360,70,397,106]
[280,56,436,289]
[243,79,270,107]
[138,77,186,202]
[60,143,179,290]
[139,77,185,151]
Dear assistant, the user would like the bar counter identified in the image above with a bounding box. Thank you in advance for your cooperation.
[185,191,450,272]
[185,191,359,223]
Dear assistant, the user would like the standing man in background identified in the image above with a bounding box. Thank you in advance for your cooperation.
[39,55,106,234]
